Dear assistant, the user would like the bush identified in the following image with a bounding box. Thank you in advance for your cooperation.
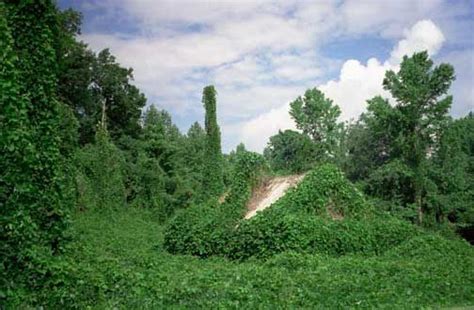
[259,163,372,219]
[228,214,420,259]
[164,151,266,257]
[165,163,411,260]
[384,233,473,260]
[74,128,127,210]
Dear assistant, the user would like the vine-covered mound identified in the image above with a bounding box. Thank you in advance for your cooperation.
[164,162,420,259]
[164,152,267,257]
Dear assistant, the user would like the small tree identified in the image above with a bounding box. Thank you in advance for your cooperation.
[289,88,342,160]
[264,130,316,173]
[202,85,224,197]
[76,116,127,210]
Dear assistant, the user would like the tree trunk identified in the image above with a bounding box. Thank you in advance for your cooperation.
[417,194,423,225]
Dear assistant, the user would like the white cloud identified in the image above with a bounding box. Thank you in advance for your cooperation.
[240,102,296,152]
[239,19,448,152]
[340,0,442,37]
[319,58,393,121]
[75,1,472,152]
[81,6,321,118]
[389,19,445,64]
[216,85,305,119]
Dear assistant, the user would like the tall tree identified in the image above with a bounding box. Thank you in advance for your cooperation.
[56,16,147,145]
[289,88,342,159]
[202,85,224,197]
[1,0,71,290]
[383,51,455,224]
[92,49,146,142]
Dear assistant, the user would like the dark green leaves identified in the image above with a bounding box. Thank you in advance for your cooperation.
[289,88,343,159]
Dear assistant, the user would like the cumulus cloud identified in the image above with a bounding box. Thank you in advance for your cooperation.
[239,19,448,151]
[74,0,472,152]
[319,58,393,122]
[240,103,296,152]
[389,19,445,64]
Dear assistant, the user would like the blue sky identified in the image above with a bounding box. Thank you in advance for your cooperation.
[58,0,473,152]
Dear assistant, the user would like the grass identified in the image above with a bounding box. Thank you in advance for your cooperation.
[36,207,474,309]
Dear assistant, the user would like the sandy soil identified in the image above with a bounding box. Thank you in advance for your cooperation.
[244,174,305,219]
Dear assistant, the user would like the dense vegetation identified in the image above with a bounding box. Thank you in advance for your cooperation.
[1,1,472,308]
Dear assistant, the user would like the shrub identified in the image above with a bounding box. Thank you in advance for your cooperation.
[75,127,127,210]
[165,163,406,260]
[164,151,266,257]
[259,163,372,219]
[228,214,420,259]
[384,233,473,260]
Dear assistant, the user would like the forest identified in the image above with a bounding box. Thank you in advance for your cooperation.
[1,1,473,308]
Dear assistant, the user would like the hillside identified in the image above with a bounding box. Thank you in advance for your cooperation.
[29,207,472,308]
[245,174,305,219]
[2,2,473,308]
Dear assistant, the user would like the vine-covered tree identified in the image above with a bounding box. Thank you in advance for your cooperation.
[75,121,127,211]
[202,85,224,197]
[289,88,342,160]
[1,0,71,291]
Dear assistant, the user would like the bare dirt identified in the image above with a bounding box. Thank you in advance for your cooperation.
[244,174,305,219]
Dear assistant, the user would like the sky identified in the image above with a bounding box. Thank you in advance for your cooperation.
[58,0,474,153]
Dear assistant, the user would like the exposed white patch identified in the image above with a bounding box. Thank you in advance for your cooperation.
[245,174,305,219]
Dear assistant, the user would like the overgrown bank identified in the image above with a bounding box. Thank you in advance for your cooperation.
[165,163,423,260]
[1,2,473,308]
[12,207,473,308]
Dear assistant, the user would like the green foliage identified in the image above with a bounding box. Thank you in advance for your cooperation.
[230,215,420,260]
[11,208,473,308]
[2,1,473,307]
[58,38,146,145]
[266,164,370,218]
[124,106,198,218]
[1,1,73,300]
[164,151,266,257]
[289,88,343,159]
[384,233,472,259]
[264,129,316,173]
[382,51,455,224]
[202,85,224,197]
[342,97,400,181]
[75,126,127,210]
[225,164,406,260]
[182,121,207,199]
[342,52,462,229]
[165,163,388,260]
[427,114,474,226]
[365,160,415,209]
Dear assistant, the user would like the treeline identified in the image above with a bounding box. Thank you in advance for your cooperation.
[1,0,473,304]
[265,53,473,232]
[1,2,228,300]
